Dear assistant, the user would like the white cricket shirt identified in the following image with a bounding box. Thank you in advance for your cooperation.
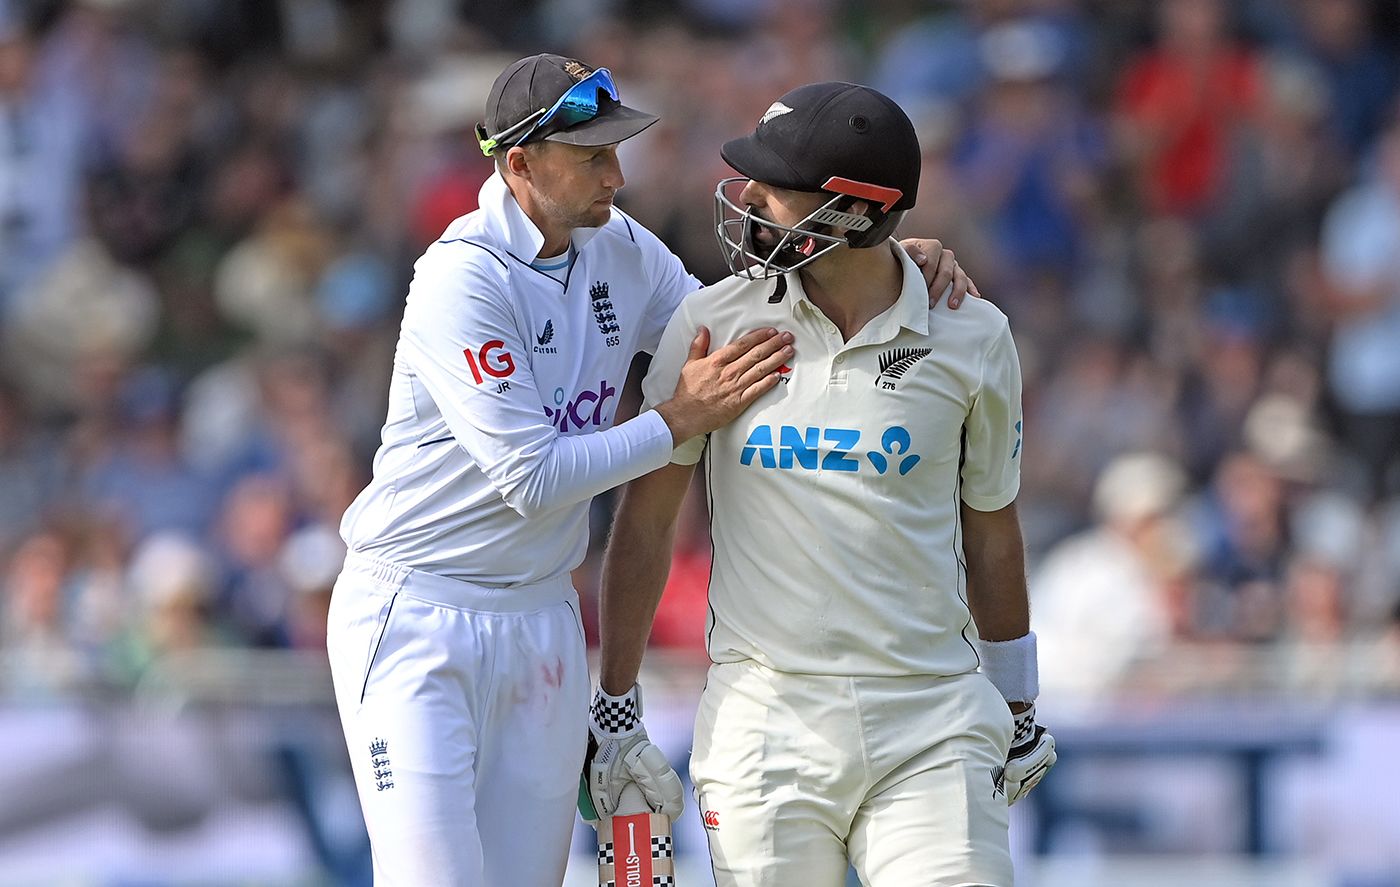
[642,245,1023,677]
[341,173,701,584]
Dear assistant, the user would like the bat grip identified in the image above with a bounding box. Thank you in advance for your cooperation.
[615,782,651,816]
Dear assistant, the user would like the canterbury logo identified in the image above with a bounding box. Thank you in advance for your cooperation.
[760,102,793,125]
[875,347,932,389]
[702,810,720,830]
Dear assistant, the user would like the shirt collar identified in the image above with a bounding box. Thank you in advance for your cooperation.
[783,241,930,338]
[477,172,606,261]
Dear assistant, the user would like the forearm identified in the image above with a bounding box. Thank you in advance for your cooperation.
[598,462,695,694]
[961,500,1029,642]
[495,410,674,518]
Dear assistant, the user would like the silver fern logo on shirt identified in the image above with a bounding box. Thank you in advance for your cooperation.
[875,347,932,390]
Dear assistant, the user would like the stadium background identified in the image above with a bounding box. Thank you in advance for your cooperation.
[2,0,1400,884]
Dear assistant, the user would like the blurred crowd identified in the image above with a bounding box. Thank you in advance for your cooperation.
[2,0,1400,703]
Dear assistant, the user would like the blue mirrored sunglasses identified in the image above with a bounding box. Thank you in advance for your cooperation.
[476,68,621,156]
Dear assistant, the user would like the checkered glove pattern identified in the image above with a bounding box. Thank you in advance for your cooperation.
[1004,703,1056,805]
[590,688,642,736]
[1012,703,1038,748]
[580,684,685,822]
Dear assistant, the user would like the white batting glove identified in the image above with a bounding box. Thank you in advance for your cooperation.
[580,684,684,823]
[1002,704,1056,805]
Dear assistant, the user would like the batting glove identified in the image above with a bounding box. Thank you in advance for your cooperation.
[1002,704,1057,805]
[579,684,684,824]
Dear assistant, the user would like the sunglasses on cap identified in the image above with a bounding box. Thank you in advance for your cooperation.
[476,67,621,157]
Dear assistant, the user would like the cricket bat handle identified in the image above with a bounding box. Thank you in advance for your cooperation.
[597,784,675,886]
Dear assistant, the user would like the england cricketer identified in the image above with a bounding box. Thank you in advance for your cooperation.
[598,82,1056,886]
[325,55,978,886]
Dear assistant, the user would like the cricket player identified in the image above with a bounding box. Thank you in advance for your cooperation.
[596,83,1056,886]
[325,55,977,886]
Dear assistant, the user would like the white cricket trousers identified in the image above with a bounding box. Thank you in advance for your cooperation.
[326,553,590,886]
[690,661,1015,887]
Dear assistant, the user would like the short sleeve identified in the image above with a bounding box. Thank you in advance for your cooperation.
[641,295,709,465]
[960,318,1022,511]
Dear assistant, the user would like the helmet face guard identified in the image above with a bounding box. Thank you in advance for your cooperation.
[713,176,906,280]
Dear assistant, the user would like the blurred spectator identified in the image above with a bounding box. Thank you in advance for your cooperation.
[108,530,225,686]
[1175,292,1267,481]
[1320,117,1400,499]
[0,8,90,316]
[0,382,53,552]
[278,522,345,651]
[1286,0,1397,157]
[1,236,159,413]
[78,366,221,541]
[1033,452,1197,699]
[1190,449,1293,640]
[213,197,332,344]
[1020,335,1180,548]
[954,18,1106,293]
[1205,51,1348,301]
[215,472,296,646]
[1115,0,1262,218]
[0,529,91,696]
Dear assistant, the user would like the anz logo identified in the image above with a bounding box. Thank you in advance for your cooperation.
[740,425,922,476]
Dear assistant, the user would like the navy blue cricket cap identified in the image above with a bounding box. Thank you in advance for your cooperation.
[485,54,658,148]
[722,82,920,212]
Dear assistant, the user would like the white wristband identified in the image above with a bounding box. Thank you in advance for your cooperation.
[975,632,1039,703]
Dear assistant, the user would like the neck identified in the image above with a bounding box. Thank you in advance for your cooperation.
[798,241,903,340]
[503,175,572,257]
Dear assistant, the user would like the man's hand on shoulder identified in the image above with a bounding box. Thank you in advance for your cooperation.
[900,238,981,310]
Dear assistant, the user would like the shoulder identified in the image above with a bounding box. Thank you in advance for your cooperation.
[405,224,513,321]
[418,209,510,276]
[929,291,1012,349]
[687,274,778,314]
[594,207,674,262]
[420,209,510,280]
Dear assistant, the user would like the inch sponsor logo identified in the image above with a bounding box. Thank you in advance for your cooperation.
[464,340,516,392]
[545,380,617,432]
[740,424,921,476]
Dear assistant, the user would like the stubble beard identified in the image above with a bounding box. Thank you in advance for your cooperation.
[536,185,610,231]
